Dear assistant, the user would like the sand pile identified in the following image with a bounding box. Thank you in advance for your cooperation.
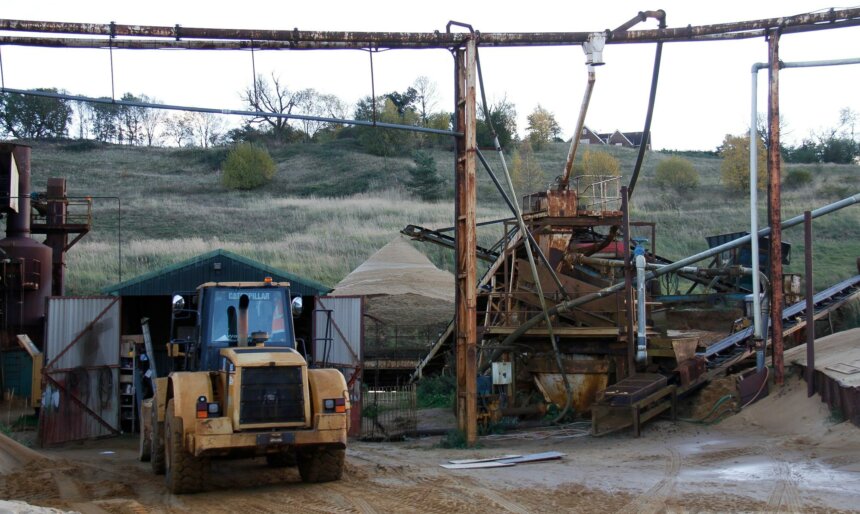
[330,237,454,302]
[722,373,857,443]
[0,433,49,475]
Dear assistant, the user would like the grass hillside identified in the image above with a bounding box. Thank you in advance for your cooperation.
[22,139,860,295]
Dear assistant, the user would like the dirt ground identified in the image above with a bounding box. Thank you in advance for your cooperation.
[1,375,858,513]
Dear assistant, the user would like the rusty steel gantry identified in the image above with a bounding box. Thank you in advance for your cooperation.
[2,7,859,444]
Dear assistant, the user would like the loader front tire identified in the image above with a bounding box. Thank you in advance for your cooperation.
[164,399,208,494]
[150,399,165,474]
[297,445,344,483]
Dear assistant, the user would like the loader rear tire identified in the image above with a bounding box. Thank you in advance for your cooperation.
[297,445,344,483]
[164,399,209,494]
[150,400,165,475]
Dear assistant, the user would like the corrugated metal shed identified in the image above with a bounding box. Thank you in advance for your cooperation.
[313,296,363,368]
[45,297,121,371]
[101,249,330,297]
[40,297,122,445]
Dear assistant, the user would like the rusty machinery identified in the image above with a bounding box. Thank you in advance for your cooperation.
[3,8,860,443]
[0,143,92,406]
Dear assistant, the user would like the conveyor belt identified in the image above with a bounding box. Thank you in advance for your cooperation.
[698,274,860,367]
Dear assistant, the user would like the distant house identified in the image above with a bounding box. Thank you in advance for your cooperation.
[598,130,652,150]
[579,126,605,145]
[575,126,653,149]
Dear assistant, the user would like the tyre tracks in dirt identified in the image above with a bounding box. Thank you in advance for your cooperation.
[765,451,803,513]
[617,447,681,514]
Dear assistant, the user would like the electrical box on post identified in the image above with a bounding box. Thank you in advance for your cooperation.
[492,362,512,385]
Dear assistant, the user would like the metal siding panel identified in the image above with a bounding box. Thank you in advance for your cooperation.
[314,297,362,366]
[45,297,120,371]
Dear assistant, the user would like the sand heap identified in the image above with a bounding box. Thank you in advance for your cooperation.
[331,236,454,302]
[0,433,48,475]
[331,237,454,326]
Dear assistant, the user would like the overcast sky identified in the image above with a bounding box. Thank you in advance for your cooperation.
[2,1,859,150]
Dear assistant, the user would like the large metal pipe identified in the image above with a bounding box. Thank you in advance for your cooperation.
[559,69,596,190]
[627,11,666,197]
[749,54,860,372]
[750,62,765,371]
[804,211,815,398]
[635,254,647,363]
[497,194,860,347]
[1,9,857,47]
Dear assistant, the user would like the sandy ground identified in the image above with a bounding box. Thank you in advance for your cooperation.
[1,374,858,513]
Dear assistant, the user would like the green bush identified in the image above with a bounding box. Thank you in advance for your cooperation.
[784,168,813,189]
[417,374,456,409]
[221,143,275,190]
[654,156,700,193]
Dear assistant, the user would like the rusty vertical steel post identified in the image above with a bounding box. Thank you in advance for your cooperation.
[621,186,635,376]
[454,38,478,446]
[804,211,815,397]
[45,178,68,296]
[767,30,784,386]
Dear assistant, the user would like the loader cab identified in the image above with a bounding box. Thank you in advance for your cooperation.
[171,282,297,371]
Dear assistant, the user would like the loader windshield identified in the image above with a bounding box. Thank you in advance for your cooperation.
[208,287,291,346]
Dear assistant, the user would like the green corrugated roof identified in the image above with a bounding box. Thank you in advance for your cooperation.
[101,249,331,297]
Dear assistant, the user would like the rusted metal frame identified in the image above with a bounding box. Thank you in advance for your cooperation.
[2,9,858,45]
[454,38,478,445]
[475,149,570,301]
[41,371,121,435]
[612,10,666,33]
[474,43,574,421]
[804,211,814,397]
[44,297,119,370]
[497,194,860,349]
[0,87,461,137]
[622,186,635,376]
[767,29,785,386]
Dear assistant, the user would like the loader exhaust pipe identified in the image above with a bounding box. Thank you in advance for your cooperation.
[238,294,250,346]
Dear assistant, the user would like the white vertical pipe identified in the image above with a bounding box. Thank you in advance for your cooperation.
[635,254,648,363]
[751,63,764,372]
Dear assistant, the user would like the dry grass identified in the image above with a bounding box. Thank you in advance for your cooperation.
[23,140,860,295]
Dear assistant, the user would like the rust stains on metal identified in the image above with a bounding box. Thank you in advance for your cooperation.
[0,8,858,50]
[767,30,785,386]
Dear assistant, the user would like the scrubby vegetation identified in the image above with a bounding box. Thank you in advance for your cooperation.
[18,138,860,296]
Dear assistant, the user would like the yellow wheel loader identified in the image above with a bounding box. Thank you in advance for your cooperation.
[139,281,350,494]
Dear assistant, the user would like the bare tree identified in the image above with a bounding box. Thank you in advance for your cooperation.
[242,73,306,138]
[139,95,166,147]
[190,112,225,148]
[118,93,145,145]
[71,100,92,139]
[413,76,438,126]
[163,112,195,147]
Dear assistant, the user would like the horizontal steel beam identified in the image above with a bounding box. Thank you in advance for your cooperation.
[0,87,462,137]
[0,8,858,50]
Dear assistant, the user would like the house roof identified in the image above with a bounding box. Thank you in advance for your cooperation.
[101,249,331,297]
[580,126,605,142]
[597,130,650,147]
[624,132,650,146]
